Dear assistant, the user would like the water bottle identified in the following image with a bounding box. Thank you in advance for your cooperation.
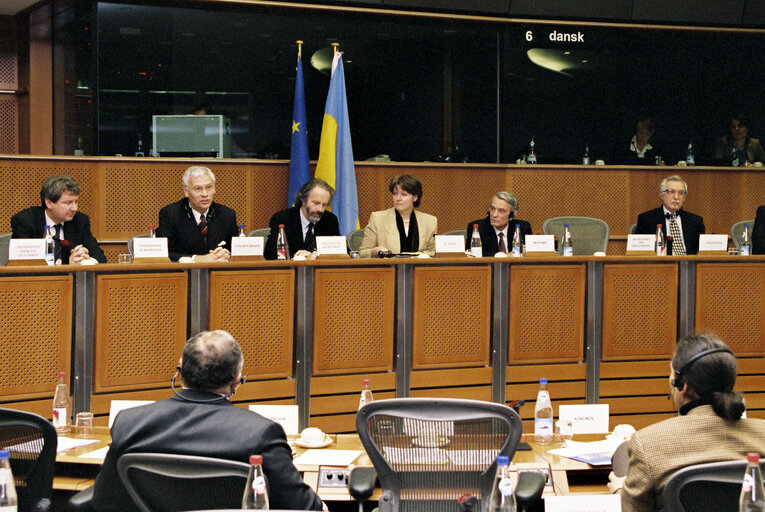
[655,224,665,256]
[686,142,695,166]
[526,136,537,164]
[739,452,765,512]
[741,224,752,256]
[44,225,55,266]
[52,371,71,435]
[239,225,247,237]
[561,224,573,257]
[276,224,289,260]
[534,378,553,445]
[489,455,516,512]
[359,379,374,410]
[242,454,269,509]
[582,145,590,165]
[135,132,144,156]
[148,225,156,238]
[511,224,522,257]
[470,224,482,258]
[0,450,18,512]
[74,136,84,156]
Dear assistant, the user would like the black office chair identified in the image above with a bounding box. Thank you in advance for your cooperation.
[116,453,251,512]
[663,458,764,512]
[0,407,57,512]
[351,398,542,512]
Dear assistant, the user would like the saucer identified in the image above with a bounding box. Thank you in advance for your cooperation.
[294,435,332,448]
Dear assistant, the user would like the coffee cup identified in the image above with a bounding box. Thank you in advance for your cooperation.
[299,427,325,445]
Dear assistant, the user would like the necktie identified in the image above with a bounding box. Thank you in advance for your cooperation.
[304,223,316,252]
[497,232,507,253]
[669,213,685,255]
[199,214,208,245]
[54,224,63,262]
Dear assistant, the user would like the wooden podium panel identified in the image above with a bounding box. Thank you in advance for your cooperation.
[313,267,395,375]
[412,265,492,369]
[695,263,765,356]
[0,275,72,401]
[601,264,678,360]
[94,272,187,392]
[600,359,675,430]
[209,269,294,380]
[509,265,585,363]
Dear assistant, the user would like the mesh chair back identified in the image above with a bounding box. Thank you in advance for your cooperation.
[117,453,250,512]
[127,234,150,258]
[663,459,764,512]
[628,223,637,235]
[0,408,57,511]
[356,398,522,512]
[248,227,272,242]
[730,220,754,250]
[347,228,365,252]
[0,233,11,266]
[542,216,610,255]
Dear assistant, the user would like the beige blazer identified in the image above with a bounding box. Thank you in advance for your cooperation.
[359,207,437,258]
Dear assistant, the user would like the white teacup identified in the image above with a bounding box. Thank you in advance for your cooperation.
[299,427,325,444]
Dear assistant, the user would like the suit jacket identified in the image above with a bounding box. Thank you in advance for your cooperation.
[465,216,532,255]
[91,389,323,512]
[10,206,107,263]
[264,206,340,260]
[359,207,437,257]
[753,205,765,255]
[156,199,238,261]
[621,404,765,512]
[636,207,705,255]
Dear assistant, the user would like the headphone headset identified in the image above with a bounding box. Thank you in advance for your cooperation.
[171,365,246,403]
[672,347,733,390]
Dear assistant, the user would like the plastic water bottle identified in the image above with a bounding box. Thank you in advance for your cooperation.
[148,225,156,238]
[470,224,482,258]
[52,371,71,434]
[242,454,269,509]
[582,145,590,165]
[0,450,18,512]
[741,224,752,256]
[239,225,247,237]
[135,132,144,157]
[359,379,374,410]
[655,224,665,256]
[489,455,516,512]
[534,378,553,445]
[686,142,695,166]
[561,224,573,257]
[511,224,522,257]
[739,452,765,512]
[276,224,289,260]
[526,136,537,164]
[44,225,55,266]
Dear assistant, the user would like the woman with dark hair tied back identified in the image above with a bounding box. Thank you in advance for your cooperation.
[608,334,765,512]
[713,113,765,166]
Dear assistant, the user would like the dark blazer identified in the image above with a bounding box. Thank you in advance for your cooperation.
[465,216,532,255]
[156,199,239,261]
[10,206,107,263]
[636,207,705,255]
[91,389,323,512]
[264,206,340,260]
[753,205,765,255]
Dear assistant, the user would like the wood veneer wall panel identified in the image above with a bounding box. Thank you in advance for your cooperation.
[208,270,294,380]
[601,264,677,360]
[94,272,187,392]
[0,275,72,401]
[599,360,674,430]
[313,267,395,375]
[412,265,491,369]
[310,372,396,433]
[0,97,18,154]
[509,265,585,362]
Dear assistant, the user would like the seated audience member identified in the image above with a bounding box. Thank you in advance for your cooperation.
[91,330,324,512]
[264,178,340,260]
[156,166,238,262]
[608,334,765,512]
[465,191,532,255]
[753,205,765,255]
[359,174,437,258]
[11,174,106,264]
[713,114,765,166]
[635,175,704,255]
[613,118,662,165]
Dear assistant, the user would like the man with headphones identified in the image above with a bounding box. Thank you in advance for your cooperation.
[464,191,532,255]
[92,330,323,511]
[608,334,765,512]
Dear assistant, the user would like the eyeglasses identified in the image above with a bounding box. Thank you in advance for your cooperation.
[662,189,686,196]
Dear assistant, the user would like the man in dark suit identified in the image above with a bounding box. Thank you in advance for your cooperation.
[635,175,705,255]
[91,330,323,512]
[465,191,532,255]
[265,178,340,260]
[156,166,238,262]
[11,174,106,264]
[753,205,765,254]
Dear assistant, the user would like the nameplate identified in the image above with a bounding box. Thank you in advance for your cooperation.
[626,234,656,253]
[698,234,728,253]
[544,495,621,512]
[524,235,555,253]
[133,237,169,259]
[316,236,349,257]
[9,239,47,262]
[231,236,264,257]
[249,404,299,436]
[435,235,467,257]
[558,404,609,434]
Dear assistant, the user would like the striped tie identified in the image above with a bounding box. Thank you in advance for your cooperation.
[669,213,685,255]
[199,214,208,245]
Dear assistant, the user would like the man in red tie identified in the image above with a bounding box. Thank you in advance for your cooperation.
[465,191,533,256]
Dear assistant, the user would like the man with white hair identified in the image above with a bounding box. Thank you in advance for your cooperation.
[465,191,532,255]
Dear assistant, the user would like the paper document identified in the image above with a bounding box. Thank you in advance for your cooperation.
[546,439,624,466]
[292,449,363,467]
[77,446,109,460]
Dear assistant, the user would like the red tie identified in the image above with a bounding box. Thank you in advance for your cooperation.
[199,214,208,245]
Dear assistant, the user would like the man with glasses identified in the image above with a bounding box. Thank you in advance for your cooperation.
[635,175,705,255]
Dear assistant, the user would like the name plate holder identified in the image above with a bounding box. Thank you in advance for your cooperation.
[523,235,557,258]
[230,236,264,262]
[315,236,350,260]
[7,239,48,266]
[132,237,171,263]
[626,234,657,256]
[434,235,468,258]
[697,234,729,256]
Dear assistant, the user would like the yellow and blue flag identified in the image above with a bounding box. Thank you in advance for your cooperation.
[288,49,310,206]
[315,52,359,236]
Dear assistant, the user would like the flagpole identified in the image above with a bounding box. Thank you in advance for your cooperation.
[332,42,339,55]
[297,39,302,57]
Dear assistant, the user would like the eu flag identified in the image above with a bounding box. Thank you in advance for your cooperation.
[288,49,310,207]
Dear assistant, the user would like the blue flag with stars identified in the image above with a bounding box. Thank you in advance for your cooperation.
[288,50,310,207]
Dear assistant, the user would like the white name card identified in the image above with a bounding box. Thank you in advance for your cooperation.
[249,404,299,435]
[133,237,169,258]
[544,494,621,512]
[231,236,264,257]
[558,404,610,434]
[698,234,728,252]
[435,235,466,254]
[8,239,46,261]
[524,235,555,253]
[316,235,348,255]
[626,234,656,252]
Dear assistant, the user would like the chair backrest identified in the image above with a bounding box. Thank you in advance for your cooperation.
[542,216,610,255]
[347,228,365,252]
[442,230,468,243]
[730,220,754,250]
[628,223,637,235]
[127,233,150,258]
[0,233,11,266]
[663,459,764,512]
[117,453,251,512]
[356,398,522,512]
[0,408,58,511]
[248,227,271,242]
